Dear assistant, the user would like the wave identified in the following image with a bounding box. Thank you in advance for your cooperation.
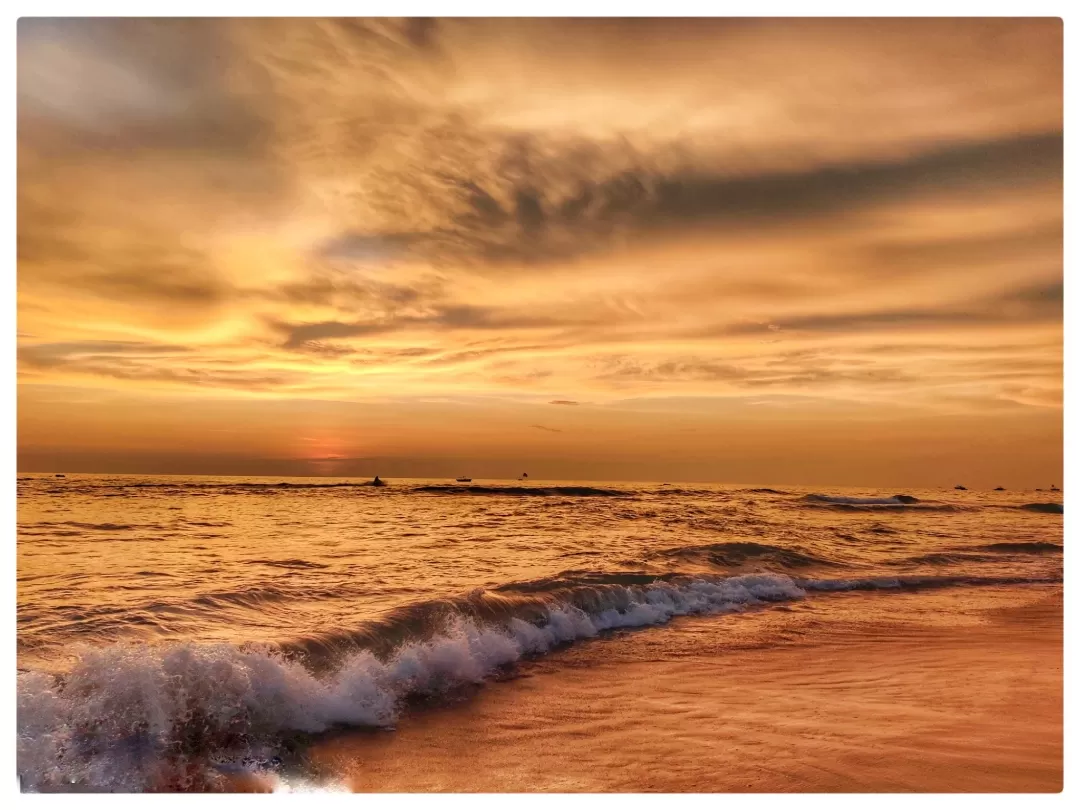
[17,573,800,792]
[969,542,1063,555]
[802,574,1060,591]
[17,567,1063,792]
[651,488,711,497]
[413,485,628,497]
[895,543,1062,565]
[803,494,920,505]
[802,495,960,512]
[24,480,632,497]
[70,481,374,490]
[820,503,961,512]
[1018,503,1063,514]
[22,521,140,531]
[247,559,330,570]
[895,552,1000,566]
[653,541,835,570]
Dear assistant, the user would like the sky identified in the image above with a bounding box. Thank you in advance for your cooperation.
[16,18,1063,487]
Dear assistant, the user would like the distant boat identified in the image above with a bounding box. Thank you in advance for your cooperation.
[369,476,386,487]
[954,484,967,490]
[994,486,1006,491]
[455,476,472,483]
[54,474,65,478]
[1050,485,1060,492]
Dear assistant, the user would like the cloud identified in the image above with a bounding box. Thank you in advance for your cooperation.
[710,280,1064,339]
[403,132,1063,269]
[598,359,745,383]
[20,340,190,359]
[314,232,421,263]
[591,354,924,393]
[530,424,563,433]
[862,222,1063,277]
[273,305,594,352]
[277,320,392,349]
[18,345,297,392]
[15,17,1063,478]
[18,18,270,154]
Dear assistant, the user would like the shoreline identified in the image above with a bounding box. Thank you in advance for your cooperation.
[303,584,1062,793]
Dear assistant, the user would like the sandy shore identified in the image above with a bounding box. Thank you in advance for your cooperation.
[305,584,1062,792]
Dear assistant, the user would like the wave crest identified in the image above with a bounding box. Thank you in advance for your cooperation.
[654,541,834,570]
[17,573,802,792]
[970,542,1063,554]
[803,494,920,505]
[1018,503,1063,514]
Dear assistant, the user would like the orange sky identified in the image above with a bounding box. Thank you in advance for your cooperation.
[17,18,1063,487]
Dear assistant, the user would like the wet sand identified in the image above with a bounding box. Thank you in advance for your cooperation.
[307,585,1062,792]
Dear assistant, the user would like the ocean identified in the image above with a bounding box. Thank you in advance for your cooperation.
[15,474,1064,792]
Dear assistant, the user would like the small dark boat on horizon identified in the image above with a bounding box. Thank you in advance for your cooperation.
[455,476,472,483]
[954,485,967,490]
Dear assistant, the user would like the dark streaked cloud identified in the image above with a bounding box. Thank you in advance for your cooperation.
[18,346,297,391]
[342,132,1063,270]
[593,355,918,390]
[274,305,594,351]
[276,320,391,349]
[712,280,1064,338]
[20,340,190,359]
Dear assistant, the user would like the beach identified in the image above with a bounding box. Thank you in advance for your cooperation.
[312,585,1062,793]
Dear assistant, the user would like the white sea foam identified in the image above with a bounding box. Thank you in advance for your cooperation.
[17,573,805,792]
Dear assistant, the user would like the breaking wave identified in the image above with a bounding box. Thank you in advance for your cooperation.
[803,494,920,505]
[801,494,964,512]
[18,573,799,792]
[17,567,1062,792]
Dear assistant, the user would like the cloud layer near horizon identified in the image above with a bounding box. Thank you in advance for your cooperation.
[17,18,1063,484]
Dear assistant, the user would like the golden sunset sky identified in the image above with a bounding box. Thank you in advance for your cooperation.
[17,18,1063,486]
